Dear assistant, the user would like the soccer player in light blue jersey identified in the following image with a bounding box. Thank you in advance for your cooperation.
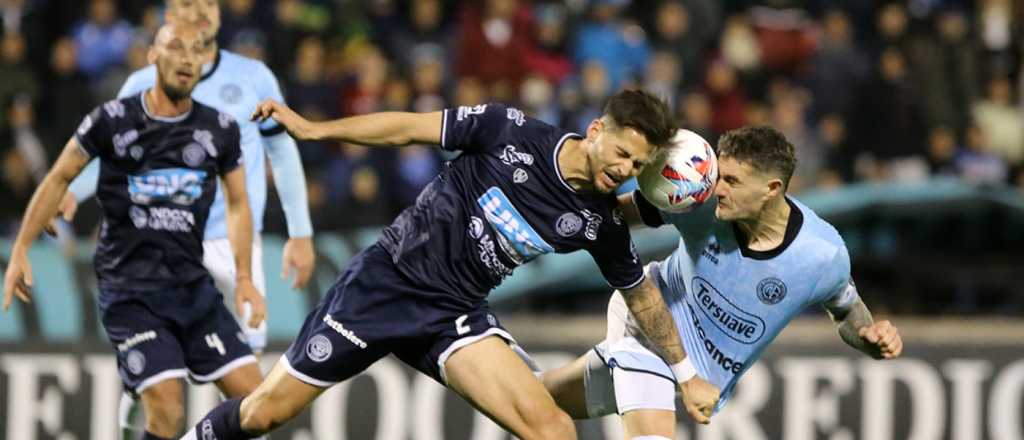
[542,126,904,439]
[58,1,313,438]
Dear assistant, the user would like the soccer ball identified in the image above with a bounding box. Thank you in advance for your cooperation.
[637,129,718,213]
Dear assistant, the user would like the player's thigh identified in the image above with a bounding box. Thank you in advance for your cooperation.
[240,359,325,432]
[621,409,677,439]
[139,377,186,432]
[100,297,190,394]
[444,336,574,438]
[215,361,263,399]
[541,353,590,419]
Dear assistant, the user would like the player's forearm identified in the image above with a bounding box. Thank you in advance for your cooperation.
[833,298,881,358]
[12,173,72,253]
[226,200,254,283]
[623,279,687,363]
[308,111,442,146]
[265,133,312,237]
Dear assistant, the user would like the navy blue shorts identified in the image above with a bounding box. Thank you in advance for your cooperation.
[99,277,256,393]
[283,244,515,387]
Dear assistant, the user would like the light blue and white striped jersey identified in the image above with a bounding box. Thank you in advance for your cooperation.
[658,197,856,411]
[116,50,291,240]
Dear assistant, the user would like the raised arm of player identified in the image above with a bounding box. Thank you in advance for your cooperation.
[825,282,903,360]
[621,277,720,424]
[221,166,265,328]
[3,138,91,311]
[251,99,441,147]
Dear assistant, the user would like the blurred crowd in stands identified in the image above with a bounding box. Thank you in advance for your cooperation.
[1,0,1024,236]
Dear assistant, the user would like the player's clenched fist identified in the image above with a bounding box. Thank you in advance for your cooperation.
[680,376,720,425]
[859,320,903,359]
[251,99,317,140]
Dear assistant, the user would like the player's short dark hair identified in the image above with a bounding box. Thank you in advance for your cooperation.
[717,126,797,188]
[603,89,677,148]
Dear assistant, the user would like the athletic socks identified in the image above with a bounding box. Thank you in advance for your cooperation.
[181,398,252,440]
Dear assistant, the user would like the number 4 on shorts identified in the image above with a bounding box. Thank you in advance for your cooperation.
[206,333,226,355]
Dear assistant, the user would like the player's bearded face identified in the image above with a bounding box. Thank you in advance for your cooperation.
[588,122,655,193]
[153,30,204,101]
[713,157,771,221]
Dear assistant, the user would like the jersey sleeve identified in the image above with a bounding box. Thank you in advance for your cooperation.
[252,62,287,137]
[588,222,646,290]
[440,103,514,154]
[217,117,244,175]
[74,106,110,159]
[814,245,855,309]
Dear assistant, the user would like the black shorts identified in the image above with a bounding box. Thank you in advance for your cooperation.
[283,244,515,386]
[99,277,255,392]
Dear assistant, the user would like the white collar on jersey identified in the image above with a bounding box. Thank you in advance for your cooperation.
[552,132,584,194]
[140,90,192,123]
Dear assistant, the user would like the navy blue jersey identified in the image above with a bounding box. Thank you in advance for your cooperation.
[378,104,644,307]
[74,93,242,292]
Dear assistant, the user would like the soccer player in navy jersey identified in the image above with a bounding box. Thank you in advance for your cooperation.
[3,23,265,440]
[181,90,719,439]
[542,126,903,439]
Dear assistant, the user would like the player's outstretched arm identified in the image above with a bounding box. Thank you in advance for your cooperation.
[221,167,265,328]
[3,138,90,311]
[251,99,442,147]
[826,293,903,360]
[622,278,720,424]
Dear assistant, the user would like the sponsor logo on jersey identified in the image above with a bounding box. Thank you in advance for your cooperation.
[322,314,367,349]
[113,130,138,158]
[218,112,233,129]
[499,145,534,166]
[556,212,582,237]
[580,209,603,241]
[117,330,157,352]
[128,168,208,205]
[201,420,217,440]
[701,241,720,265]
[513,168,528,184]
[686,302,744,374]
[126,350,146,375]
[690,277,766,344]
[477,187,554,263]
[219,83,243,104]
[506,107,526,126]
[757,277,787,305]
[468,216,484,239]
[103,100,125,118]
[475,234,514,279]
[456,104,487,121]
[306,334,333,362]
[128,206,196,232]
[183,142,207,167]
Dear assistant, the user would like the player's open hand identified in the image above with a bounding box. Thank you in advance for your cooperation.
[3,251,33,312]
[44,192,79,237]
[859,320,903,359]
[282,237,315,290]
[680,376,720,425]
[251,99,317,140]
[234,279,266,328]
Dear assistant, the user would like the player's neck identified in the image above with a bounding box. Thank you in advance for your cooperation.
[557,137,597,192]
[145,87,192,118]
[737,196,790,251]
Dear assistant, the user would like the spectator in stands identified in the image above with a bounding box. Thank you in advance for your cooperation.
[910,8,978,135]
[818,113,857,186]
[644,50,682,108]
[648,0,717,89]
[573,0,649,90]
[40,37,93,156]
[523,3,573,85]
[808,9,869,118]
[956,124,1009,184]
[455,0,532,98]
[679,91,716,142]
[71,0,134,80]
[850,47,926,162]
[0,31,35,131]
[972,75,1024,165]
[340,43,387,116]
[2,94,44,181]
[287,36,336,169]
[410,44,447,111]
[704,58,747,135]
[377,0,452,76]
[927,126,960,177]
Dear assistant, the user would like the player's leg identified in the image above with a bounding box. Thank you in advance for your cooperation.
[540,353,591,418]
[203,237,268,355]
[444,336,577,440]
[138,378,186,438]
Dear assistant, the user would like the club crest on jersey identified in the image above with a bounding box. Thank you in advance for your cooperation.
[500,145,534,166]
[757,278,787,305]
[126,350,146,375]
[556,212,582,237]
[513,168,528,184]
[183,142,207,167]
[306,335,333,363]
[127,168,208,205]
[477,187,554,263]
[220,84,243,104]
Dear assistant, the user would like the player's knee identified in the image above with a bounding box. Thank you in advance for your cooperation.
[239,391,288,434]
[142,390,185,434]
[528,407,576,440]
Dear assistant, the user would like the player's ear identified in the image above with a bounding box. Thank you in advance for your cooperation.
[766,178,784,199]
[147,46,158,64]
[586,118,603,139]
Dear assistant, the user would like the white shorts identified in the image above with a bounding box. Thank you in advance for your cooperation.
[584,270,678,417]
[202,236,267,352]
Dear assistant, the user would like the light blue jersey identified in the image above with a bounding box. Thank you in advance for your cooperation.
[71,50,312,240]
[657,197,856,410]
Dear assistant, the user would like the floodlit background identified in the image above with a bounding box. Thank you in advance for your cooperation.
[1,0,1023,439]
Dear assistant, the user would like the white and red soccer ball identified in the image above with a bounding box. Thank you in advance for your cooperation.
[637,129,718,213]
